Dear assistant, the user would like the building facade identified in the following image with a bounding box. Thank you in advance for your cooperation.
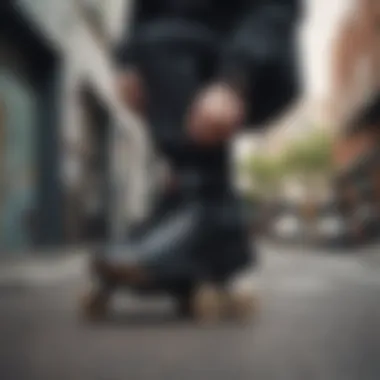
[330,0,380,242]
[0,0,146,253]
[0,1,66,252]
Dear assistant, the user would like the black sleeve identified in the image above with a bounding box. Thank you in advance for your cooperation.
[218,0,303,127]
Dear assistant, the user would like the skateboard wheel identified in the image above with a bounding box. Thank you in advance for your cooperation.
[224,290,258,323]
[191,284,258,324]
[191,284,224,324]
[79,283,109,322]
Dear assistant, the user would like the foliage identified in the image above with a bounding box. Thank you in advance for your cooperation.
[240,128,334,200]
[246,156,281,184]
[282,130,333,177]
[243,155,284,199]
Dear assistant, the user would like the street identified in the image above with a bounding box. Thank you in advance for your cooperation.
[0,245,379,380]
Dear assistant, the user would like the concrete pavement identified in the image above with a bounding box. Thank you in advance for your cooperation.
[0,250,86,287]
[0,244,379,380]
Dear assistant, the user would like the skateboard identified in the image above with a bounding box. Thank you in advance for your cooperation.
[79,256,258,324]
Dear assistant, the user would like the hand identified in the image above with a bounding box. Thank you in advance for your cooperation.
[187,83,246,145]
[115,68,146,117]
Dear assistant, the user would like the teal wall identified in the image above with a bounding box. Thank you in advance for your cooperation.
[0,71,38,251]
[0,4,64,253]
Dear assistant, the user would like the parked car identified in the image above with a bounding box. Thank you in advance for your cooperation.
[314,212,351,245]
[270,203,305,242]
[270,199,355,247]
[272,213,305,240]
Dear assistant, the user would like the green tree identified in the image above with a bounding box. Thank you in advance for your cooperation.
[281,129,334,228]
[283,130,333,178]
[244,155,285,200]
[238,129,333,204]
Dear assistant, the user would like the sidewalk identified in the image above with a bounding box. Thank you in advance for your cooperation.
[261,238,380,265]
[1,240,379,287]
[0,249,87,287]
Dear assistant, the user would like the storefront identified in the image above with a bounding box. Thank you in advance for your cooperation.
[0,4,63,253]
[334,95,380,243]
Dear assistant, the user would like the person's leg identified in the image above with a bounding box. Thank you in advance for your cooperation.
[82,45,256,321]
[138,56,257,317]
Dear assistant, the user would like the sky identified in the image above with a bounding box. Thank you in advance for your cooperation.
[301,0,354,98]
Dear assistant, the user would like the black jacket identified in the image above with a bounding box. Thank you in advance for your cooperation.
[114,0,302,127]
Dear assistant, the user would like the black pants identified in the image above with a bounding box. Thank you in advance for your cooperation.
[132,45,255,285]
[137,45,229,179]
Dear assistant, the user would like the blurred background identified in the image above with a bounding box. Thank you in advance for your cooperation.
[235,0,380,249]
[1,1,380,379]
[1,0,380,254]
[0,0,144,254]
